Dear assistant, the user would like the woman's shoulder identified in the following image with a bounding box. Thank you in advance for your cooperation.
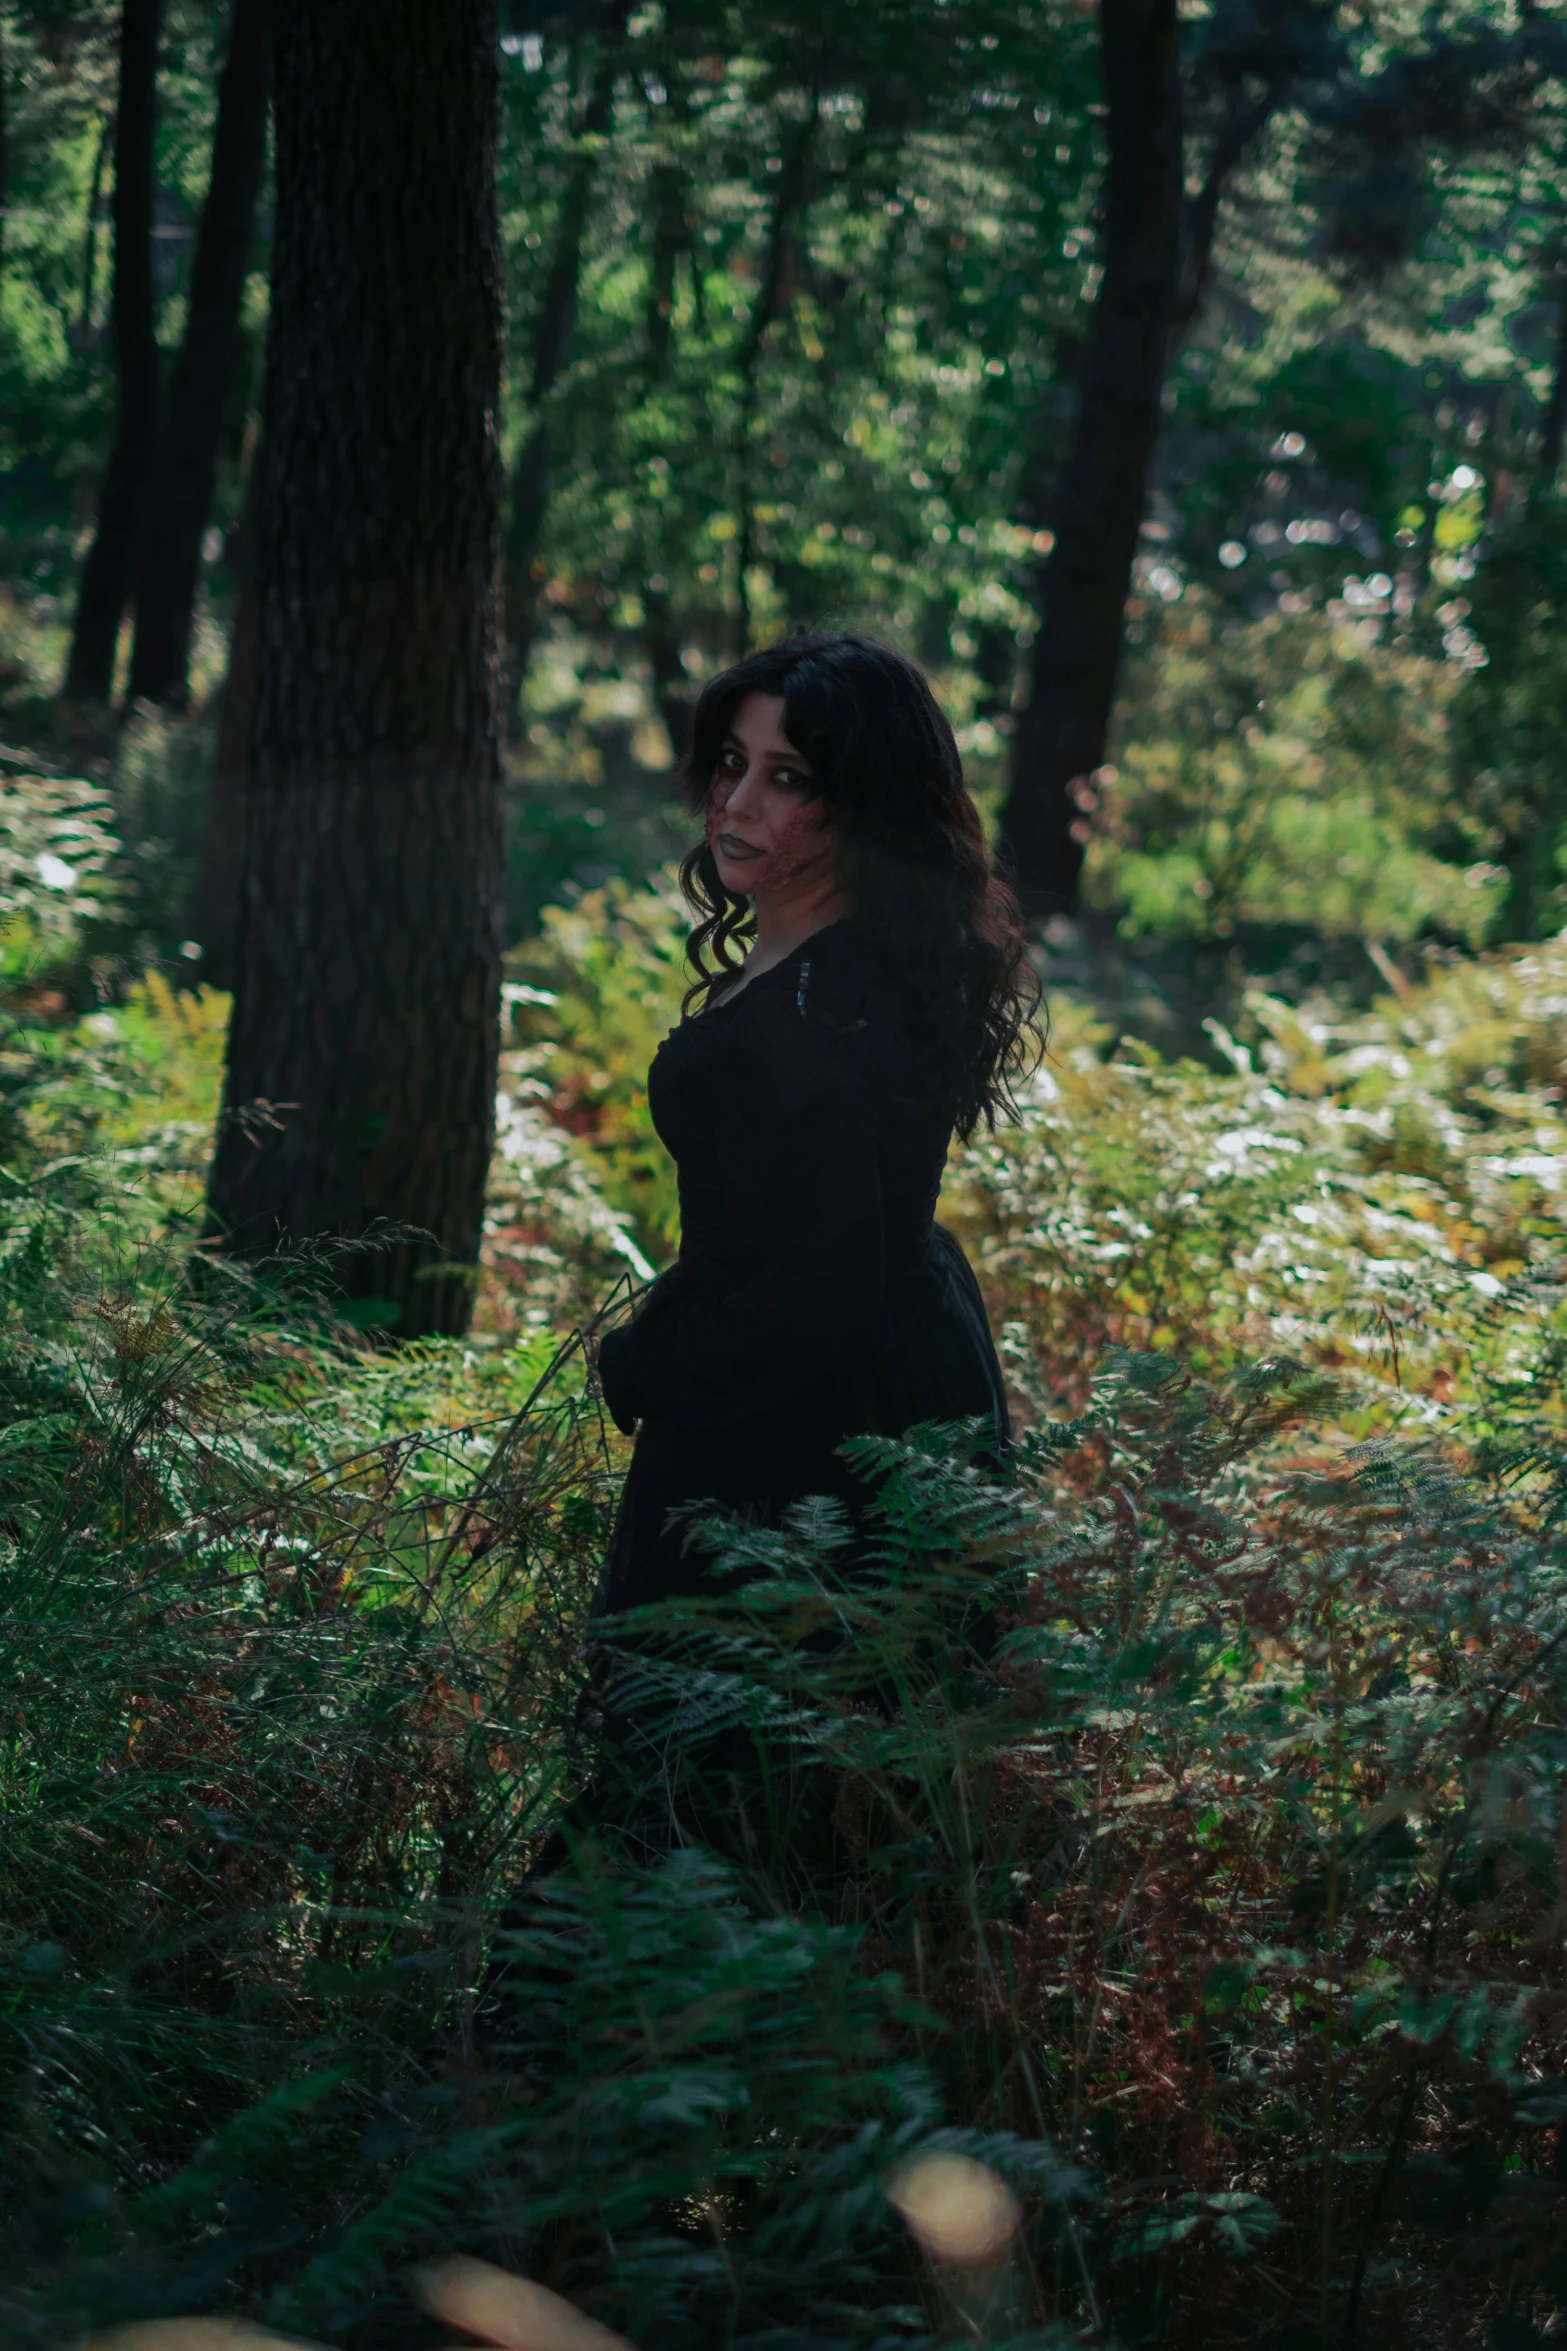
[716,924,917,1093]
[726,921,886,1034]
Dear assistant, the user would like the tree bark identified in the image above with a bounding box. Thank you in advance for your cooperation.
[1536,265,1567,494]
[503,19,624,711]
[128,0,271,709]
[205,0,504,1340]
[645,150,682,376]
[76,114,110,348]
[732,96,817,654]
[1000,0,1183,917]
[191,436,261,989]
[1170,86,1279,343]
[64,0,163,705]
[641,138,691,756]
[0,13,9,279]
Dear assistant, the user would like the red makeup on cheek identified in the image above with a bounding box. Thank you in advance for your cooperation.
[742,799,837,894]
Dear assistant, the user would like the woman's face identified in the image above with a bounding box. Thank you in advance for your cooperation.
[706,693,839,901]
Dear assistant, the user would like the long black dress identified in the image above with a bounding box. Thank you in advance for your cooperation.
[594,918,1008,1614]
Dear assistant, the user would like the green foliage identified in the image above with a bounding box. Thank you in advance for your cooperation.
[280,1341,1567,2346]
[0,1161,614,2342]
[15,878,1567,2341]
[1451,501,1567,940]
[23,1,1567,2332]
[1087,595,1499,946]
[6,0,1566,968]
[0,0,261,495]
[504,871,694,1267]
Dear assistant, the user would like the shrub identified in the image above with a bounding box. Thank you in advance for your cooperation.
[1088,596,1500,946]
[503,873,692,1266]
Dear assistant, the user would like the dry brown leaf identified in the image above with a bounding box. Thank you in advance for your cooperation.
[885,2151,1021,2266]
[414,2258,633,2351]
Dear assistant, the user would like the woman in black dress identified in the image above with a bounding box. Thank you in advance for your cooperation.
[594,632,1040,1619]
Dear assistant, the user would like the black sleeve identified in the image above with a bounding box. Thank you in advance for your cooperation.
[601,990,885,1432]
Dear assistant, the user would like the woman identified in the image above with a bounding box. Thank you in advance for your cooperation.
[594,632,1041,1618]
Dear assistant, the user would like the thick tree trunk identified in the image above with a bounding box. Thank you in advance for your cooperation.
[205,0,504,1340]
[999,0,1183,917]
[64,0,163,705]
[128,0,271,709]
[503,20,623,709]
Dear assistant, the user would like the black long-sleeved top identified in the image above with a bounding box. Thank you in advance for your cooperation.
[595,918,1007,1613]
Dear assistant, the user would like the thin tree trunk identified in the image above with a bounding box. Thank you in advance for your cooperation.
[206,0,504,1340]
[641,138,690,756]
[644,585,689,761]
[0,13,9,279]
[64,0,163,705]
[76,114,110,347]
[191,435,261,988]
[128,0,271,709]
[1169,86,1278,343]
[1000,0,1182,917]
[732,96,816,654]
[504,20,623,711]
[645,151,682,375]
[1536,266,1567,494]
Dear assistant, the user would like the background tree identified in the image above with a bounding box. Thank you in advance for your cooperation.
[127,0,269,709]
[1000,0,1184,917]
[998,3,1567,916]
[0,11,10,278]
[13,0,1567,964]
[502,2,626,718]
[999,0,1352,914]
[62,0,161,705]
[205,0,504,1338]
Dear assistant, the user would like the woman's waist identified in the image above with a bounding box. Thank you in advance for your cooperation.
[674,1219,952,1285]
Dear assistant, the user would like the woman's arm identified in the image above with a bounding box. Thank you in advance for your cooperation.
[599,991,883,1433]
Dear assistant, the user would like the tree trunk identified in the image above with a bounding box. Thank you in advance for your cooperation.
[644,583,689,760]
[732,96,817,653]
[0,13,9,279]
[645,151,682,375]
[205,0,504,1340]
[76,114,110,348]
[641,140,691,756]
[999,0,1183,918]
[128,0,271,709]
[191,436,261,989]
[503,23,623,712]
[1536,265,1567,494]
[1170,86,1279,344]
[64,0,163,706]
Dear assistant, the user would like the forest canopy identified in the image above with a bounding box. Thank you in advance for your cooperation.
[9,2,1567,945]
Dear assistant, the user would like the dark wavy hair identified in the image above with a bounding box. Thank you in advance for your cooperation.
[678,631,1042,1139]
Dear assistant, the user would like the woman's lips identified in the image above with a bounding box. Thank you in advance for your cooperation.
[717,832,764,860]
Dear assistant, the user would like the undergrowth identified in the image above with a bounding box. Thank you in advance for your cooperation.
[10,858,1567,2344]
